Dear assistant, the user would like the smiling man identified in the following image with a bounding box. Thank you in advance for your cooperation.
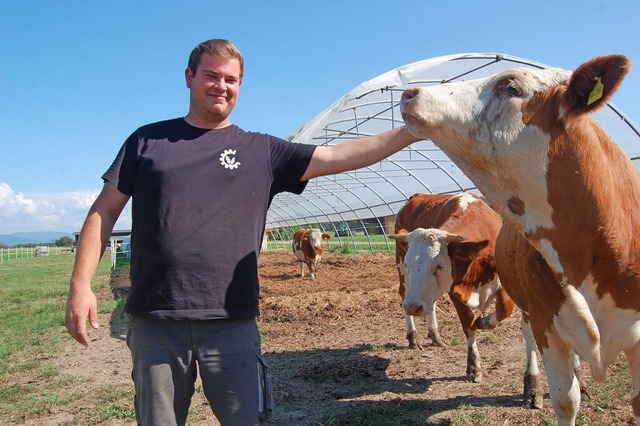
[65,38,419,426]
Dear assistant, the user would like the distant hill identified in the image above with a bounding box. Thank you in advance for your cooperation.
[0,231,73,246]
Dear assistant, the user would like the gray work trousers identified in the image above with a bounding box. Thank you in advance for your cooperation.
[126,315,270,426]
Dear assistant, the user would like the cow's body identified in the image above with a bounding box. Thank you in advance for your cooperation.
[389,192,519,384]
[401,55,640,425]
[292,229,330,280]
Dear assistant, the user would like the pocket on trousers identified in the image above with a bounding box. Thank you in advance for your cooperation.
[256,355,274,421]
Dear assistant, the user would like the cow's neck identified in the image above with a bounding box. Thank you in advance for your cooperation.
[513,121,640,287]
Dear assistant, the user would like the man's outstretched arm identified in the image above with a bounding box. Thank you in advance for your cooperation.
[301,127,420,181]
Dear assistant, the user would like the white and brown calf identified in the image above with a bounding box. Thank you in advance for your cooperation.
[401,54,640,425]
[388,192,520,385]
[292,228,330,280]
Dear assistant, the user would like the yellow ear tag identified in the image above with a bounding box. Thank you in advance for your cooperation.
[587,77,604,105]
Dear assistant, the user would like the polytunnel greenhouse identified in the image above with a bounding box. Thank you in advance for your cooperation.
[265,53,640,251]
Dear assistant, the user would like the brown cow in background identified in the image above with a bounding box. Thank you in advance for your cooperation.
[292,228,330,280]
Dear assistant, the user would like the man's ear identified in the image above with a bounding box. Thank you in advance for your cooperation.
[185,67,193,89]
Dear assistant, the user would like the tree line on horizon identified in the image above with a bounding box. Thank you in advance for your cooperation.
[0,236,75,249]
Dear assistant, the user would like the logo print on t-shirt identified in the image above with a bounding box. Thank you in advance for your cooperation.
[220,149,241,170]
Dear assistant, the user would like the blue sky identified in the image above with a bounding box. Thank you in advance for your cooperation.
[1,0,639,234]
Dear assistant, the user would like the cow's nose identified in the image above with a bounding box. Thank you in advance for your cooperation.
[401,88,419,102]
[404,303,424,316]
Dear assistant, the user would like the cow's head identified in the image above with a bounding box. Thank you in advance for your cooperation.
[400,55,630,241]
[306,229,330,252]
[389,228,488,316]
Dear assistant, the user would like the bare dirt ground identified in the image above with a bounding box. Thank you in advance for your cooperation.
[55,250,635,425]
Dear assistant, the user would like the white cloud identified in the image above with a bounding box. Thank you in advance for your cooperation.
[0,182,132,234]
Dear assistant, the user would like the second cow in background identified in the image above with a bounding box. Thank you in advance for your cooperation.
[389,192,517,383]
[292,228,331,280]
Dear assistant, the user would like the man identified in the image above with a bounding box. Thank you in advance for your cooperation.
[65,39,419,425]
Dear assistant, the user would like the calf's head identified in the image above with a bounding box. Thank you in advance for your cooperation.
[306,229,330,252]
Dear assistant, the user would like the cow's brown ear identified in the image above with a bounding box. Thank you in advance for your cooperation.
[448,240,489,260]
[443,232,465,243]
[387,233,409,243]
[322,233,331,240]
[566,54,631,114]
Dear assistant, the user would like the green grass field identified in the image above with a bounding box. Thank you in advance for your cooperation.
[0,253,132,424]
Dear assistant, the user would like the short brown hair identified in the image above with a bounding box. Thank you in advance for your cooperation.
[187,39,244,80]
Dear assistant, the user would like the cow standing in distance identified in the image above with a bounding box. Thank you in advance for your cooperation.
[292,228,331,280]
[389,193,531,388]
[401,54,640,425]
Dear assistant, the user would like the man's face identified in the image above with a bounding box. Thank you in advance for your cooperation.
[185,53,241,126]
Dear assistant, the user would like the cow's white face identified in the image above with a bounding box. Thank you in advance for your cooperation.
[398,228,460,316]
[308,229,324,251]
[400,67,571,235]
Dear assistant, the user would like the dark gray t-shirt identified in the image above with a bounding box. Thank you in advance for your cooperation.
[102,118,316,320]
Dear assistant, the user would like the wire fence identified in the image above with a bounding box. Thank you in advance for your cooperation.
[0,232,394,268]
[1,235,394,268]
[104,234,395,271]
[265,238,395,253]
[0,246,74,263]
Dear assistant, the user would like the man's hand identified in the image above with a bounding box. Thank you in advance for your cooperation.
[65,288,99,347]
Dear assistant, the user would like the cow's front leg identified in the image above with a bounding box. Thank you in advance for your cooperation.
[306,259,316,280]
[542,329,580,426]
[466,330,482,383]
[624,345,640,425]
[571,352,590,400]
[449,295,481,382]
[425,306,446,347]
[311,257,321,280]
[404,314,421,349]
[521,314,543,409]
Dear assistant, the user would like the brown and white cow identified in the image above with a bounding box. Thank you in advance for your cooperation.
[292,228,331,280]
[401,55,640,425]
[388,192,521,385]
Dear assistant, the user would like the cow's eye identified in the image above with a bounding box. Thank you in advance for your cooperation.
[506,80,522,97]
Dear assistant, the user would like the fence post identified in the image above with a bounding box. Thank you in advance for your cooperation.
[111,240,117,269]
